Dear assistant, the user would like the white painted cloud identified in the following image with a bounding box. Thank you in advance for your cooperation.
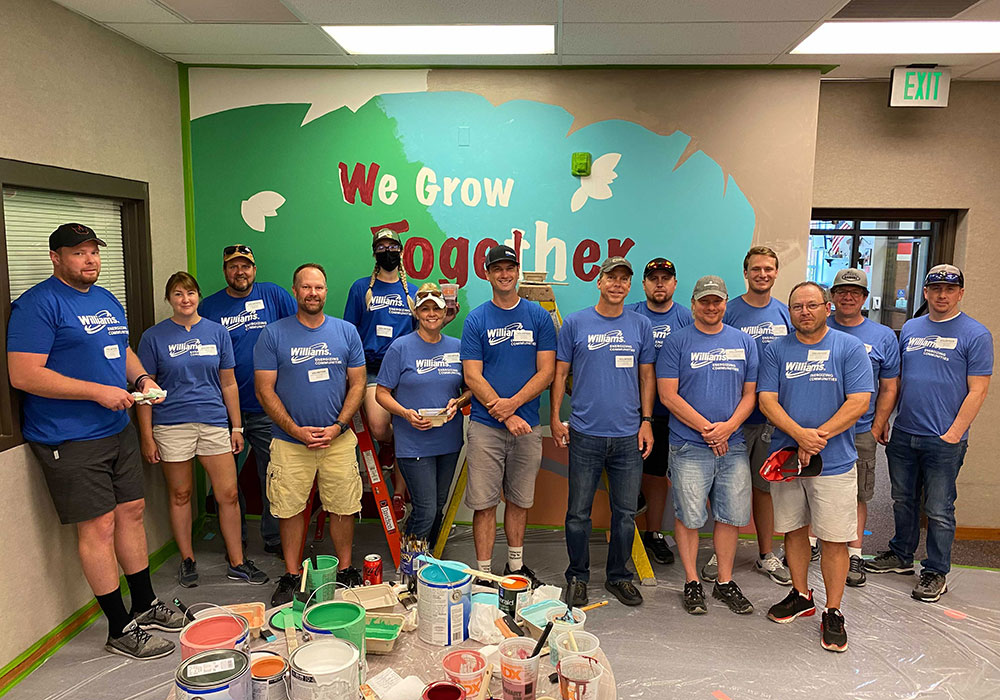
[570,152,621,213]
[241,191,285,232]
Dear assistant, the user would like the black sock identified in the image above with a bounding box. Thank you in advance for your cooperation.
[97,588,132,638]
[125,567,156,615]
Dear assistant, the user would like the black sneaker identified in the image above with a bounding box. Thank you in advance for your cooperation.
[605,579,643,606]
[683,581,707,615]
[846,555,867,587]
[865,550,914,575]
[264,541,283,555]
[271,572,300,607]
[713,581,753,614]
[338,566,364,588]
[912,570,948,602]
[178,558,198,588]
[566,577,588,608]
[228,559,269,585]
[767,588,816,623]
[504,563,543,589]
[821,608,848,652]
[105,620,174,660]
[810,543,821,562]
[642,531,675,565]
[133,598,185,632]
[474,573,498,590]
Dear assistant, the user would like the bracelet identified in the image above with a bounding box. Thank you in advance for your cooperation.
[335,420,350,433]
[641,416,653,423]
[231,427,243,433]
[133,374,152,390]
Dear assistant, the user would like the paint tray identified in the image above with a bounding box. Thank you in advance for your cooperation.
[365,612,406,654]
[222,602,265,638]
[518,599,566,639]
[338,582,399,612]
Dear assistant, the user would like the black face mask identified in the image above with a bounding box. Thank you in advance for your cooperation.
[376,250,401,272]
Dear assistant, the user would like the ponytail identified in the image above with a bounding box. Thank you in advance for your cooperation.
[363,262,379,309]
[399,266,415,312]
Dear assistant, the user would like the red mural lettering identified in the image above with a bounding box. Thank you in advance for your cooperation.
[403,237,434,279]
[439,237,470,287]
[339,162,380,206]
[607,237,635,259]
[473,238,499,281]
[573,239,601,281]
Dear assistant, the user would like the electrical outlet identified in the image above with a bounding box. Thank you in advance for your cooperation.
[872,296,881,310]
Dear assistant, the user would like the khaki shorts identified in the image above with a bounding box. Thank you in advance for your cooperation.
[267,431,362,518]
[854,430,877,503]
[153,423,231,462]
[771,466,858,543]
[743,422,774,492]
[465,421,543,510]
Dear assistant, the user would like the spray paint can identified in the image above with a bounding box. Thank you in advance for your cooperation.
[363,554,383,585]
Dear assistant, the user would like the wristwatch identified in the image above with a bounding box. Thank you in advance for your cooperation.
[641,416,654,423]
[231,427,243,433]
[335,420,350,433]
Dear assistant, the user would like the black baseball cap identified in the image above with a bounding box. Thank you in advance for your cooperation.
[484,245,519,270]
[49,223,106,251]
[643,258,676,279]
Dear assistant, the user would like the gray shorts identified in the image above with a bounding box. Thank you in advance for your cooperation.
[854,429,877,503]
[465,420,543,510]
[771,467,858,543]
[743,422,774,492]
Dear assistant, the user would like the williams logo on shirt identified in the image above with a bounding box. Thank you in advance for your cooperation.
[739,321,787,343]
[587,330,627,351]
[905,335,957,361]
[169,339,204,357]
[290,342,338,365]
[416,353,461,375]
[77,309,128,336]
[368,294,410,316]
[784,360,835,381]
[690,348,745,371]
[487,323,533,346]
[220,310,267,332]
[651,324,671,347]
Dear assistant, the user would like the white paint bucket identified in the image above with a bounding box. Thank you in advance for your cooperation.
[287,639,360,700]
[176,648,251,700]
[417,564,472,646]
[250,650,288,700]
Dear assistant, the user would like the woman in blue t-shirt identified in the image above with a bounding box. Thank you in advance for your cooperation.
[136,272,267,588]
[375,283,470,544]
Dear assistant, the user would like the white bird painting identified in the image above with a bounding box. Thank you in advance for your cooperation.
[570,152,621,213]
[240,191,286,232]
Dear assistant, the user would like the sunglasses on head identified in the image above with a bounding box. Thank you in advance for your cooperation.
[224,245,253,256]
[925,272,962,286]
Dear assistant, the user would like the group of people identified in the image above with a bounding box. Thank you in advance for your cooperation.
[6,223,991,660]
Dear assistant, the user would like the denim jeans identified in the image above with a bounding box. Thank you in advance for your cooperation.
[237,411,280,547]
[565,429,643,584]
[396,451,461,542]
[668,442,751,529]
[886,428,968,575]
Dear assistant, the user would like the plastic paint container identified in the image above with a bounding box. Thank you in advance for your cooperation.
[544,607,586,665]
[287,639,359,700]
[422,680,467,700]
[175,649,250,700]
[250,650,288,700]
[303,555,339,603]
[498,636,540,700]
[498,575,531,617]
[417,565,471,646]
[442,649,487,696]
[180,608,251,660]
[553,630,600,662]
[556,655,603,700]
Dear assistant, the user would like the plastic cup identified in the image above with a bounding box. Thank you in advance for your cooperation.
[553,630,600,661]
[557,656,603,700]
[545,607,586,664]
[441,283,459,309]
[442,649,487,696]
[498,636,541,700]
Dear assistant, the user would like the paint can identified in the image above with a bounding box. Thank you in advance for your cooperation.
[250,650,288,700]
[417,564,471,646]
[301,600,367,658]
[175,648,251,700]
[180,605,251,660]
[421,680,467,700]
[304,554,339,603]
[498,574,531,617]
[287,639,360,700]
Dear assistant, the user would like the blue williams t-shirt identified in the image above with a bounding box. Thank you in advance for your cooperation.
[461,298,557,428]
[895,313,993,440]
[657,324,759,447]
[200,282,296,413]
[7,277,131,444]
[253,315,365,444]
[758,329,874,475]
[628,300,693,417]
[724,296,792,425]
[344,277,416,365]
[556,307,655,438]
[137,318,235,428]
[376,333,464,458]
[827,317,901,433]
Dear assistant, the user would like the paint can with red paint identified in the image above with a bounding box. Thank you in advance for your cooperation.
[421,680,466,700]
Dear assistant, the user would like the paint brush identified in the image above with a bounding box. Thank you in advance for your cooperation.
[579,601,609,612]
[530,621,553,658]
[173,597,195,622]
[310,553,319,571]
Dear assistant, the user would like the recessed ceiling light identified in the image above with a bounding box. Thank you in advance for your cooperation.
[324,25,555,55]
[792,21,1000,54]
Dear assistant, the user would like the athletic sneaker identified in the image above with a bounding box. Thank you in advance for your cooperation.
[270,572,301,607]
[227,559,269,585]
[566,577,588,608]
[846,555,867,587]
[642,531,675,565]
[700,553,718,583]
[767,588,816,623]
[263,541,283,555]
[865,550,914,575]
[105,620,174,660]
[755,552,792,585]
[912,571,948,602]
[821,608,848,652]
[605,579,643,606]
[713,581,754,614]
[338,566,364,588]
[683,581,707,615]
[178,558,198,588]
[133,598,185,632]
[504,563,543,589]
[810,543,821,562]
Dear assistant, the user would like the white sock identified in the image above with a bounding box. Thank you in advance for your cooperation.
[717,580,730,586]
[848,547,862,558]
[507,546,523,571]
[809,537,818,547]
[477,560,492,574]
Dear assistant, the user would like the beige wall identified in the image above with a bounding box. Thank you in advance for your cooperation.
[813,81,1000,528]
[0,0,186,665]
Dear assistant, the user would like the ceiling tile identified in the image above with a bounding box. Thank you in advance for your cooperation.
[562,21,817,55]
[159,0,301,23]
[106,23,341,54]
[285,0,558,24]
[52,0,182,23]
[562,54,783,65]
[562,0,845,23]
[168,53,355,65]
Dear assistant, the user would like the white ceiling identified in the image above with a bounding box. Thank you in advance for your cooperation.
[51,0,1000,79]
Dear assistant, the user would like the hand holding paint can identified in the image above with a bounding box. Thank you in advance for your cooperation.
[498,637,540,700]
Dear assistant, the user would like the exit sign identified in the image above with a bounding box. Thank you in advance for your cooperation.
[890,67,951,108]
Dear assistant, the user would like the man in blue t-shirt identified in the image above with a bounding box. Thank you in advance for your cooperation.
[461,245,557,588]
[254,263,367,605]
[7,224,182,660]
[552,256,655,607]
[201,244,297,555]
[866,265,993,603]
[758,281,872,653]
[627,257,691,566]
[827,268,900,588]
[658,276,759,616]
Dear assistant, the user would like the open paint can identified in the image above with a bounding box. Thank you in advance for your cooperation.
[498,575,531,617]
[176,648,250,700]
[250,650,288,700]
[422,680,466,699]
[180,605,251,660]
[287,639,360,700]
[301,600,367,658]
[417,564,471,646]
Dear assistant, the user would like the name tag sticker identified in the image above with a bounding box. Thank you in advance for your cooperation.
[443,353,460,363]
[245,299,265,312]
[103,344,121,360]
[864,343,873,353]
[615,355,635,368]
[725,348,746,361]
[308,368,330,383]
[196,344,218,356]
[513,330,534,343]
[376,324,394,338]
[773,325,788,336]
[807,349,830,362]
[936,337,958,350]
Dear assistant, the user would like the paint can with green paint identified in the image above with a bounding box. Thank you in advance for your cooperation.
[303,555,339,603]
[302,600,367,660]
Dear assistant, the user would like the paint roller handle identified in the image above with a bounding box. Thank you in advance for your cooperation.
[579,600,609,612]
[531,621,554,658]
[300,560,310,594]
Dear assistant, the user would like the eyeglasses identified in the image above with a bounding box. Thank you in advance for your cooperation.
[831,288,865,297]
[375,243,402,253]
[789,302,827,313]
[224,244,253,256]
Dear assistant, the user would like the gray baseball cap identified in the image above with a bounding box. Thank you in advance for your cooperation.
[831,268,868,292]
[692,275,728,300]
[924,263,964,288]
[599,256,633,275]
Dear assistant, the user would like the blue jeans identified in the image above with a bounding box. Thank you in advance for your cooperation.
[565,429,643,584]
[237,411,280,547]
[886,428,968,575]
[396,452,461,542]
[668,442,751,529]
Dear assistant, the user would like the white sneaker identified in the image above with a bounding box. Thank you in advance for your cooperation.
[700,553,718,582]
[755,551,792,585]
